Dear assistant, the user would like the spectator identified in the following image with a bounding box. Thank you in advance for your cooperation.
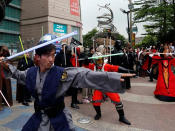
[0,46,12,110]
[16,53,34,106]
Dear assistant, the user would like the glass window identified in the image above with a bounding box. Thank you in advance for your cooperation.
[71,26,80,41]
[0,20,20,32]
[11,0,21,6]
[5,6,21,19]
[0,33,18,44]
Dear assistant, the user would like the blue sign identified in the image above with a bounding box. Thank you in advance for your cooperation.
[53,23,67,35]
[55,43,62,53]
[132,26,138,32]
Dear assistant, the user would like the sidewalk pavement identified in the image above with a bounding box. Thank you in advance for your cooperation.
[66,77,175,131]
[0,77,175,131]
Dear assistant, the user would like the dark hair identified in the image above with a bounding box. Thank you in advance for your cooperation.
[0,46,10,57]
[90,47,93,51]
[35,44,56,56]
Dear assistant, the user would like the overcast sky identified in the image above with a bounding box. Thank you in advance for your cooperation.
[80,0,146,38]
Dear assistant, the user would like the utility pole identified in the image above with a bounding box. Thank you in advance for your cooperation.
[120,9,130,43]
[128,0,133,45]
[127,12,130,43]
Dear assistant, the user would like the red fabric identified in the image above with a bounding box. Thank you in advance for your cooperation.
[76,47,80,55]
[104,64,119,72]
[88,63,119,72]
[92,90,120,106]
[82,64,89,68]
[70,54,79,67]
[88,63,95,70]
[141,55,150,70]
[89,63,121,106]
[151,57,175,97]
[151,49,157,53]
[151,55,161,65]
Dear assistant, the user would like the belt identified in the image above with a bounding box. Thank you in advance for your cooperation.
[34,101,65,118]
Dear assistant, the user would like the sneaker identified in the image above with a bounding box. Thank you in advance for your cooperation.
[22,102,29,106]
[82,99,90,104]
[76,100,83,104]
[71,103,79,109]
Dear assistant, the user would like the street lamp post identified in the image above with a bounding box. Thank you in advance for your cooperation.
[120,9,131,43]
[128,0,133,45]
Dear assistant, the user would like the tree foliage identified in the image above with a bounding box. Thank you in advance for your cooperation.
[139,35,157,47]
[133,0,175,43]
[83,28,127,48]
[82,28,98,47]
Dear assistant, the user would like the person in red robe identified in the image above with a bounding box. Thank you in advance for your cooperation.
[88,52,133,125]
[149,44,175,101]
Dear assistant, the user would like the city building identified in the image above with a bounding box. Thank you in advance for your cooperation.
[21,0,82,49]
[0,0,82,52]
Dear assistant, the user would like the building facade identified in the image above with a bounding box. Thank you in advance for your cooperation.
[0,0,82,51]
[0,0,21,52]
[21,0,82,49]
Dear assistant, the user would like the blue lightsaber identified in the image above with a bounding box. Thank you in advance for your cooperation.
[4,31,77,61]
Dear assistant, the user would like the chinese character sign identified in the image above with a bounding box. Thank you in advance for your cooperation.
[70,0,80,16]
[53,23,67,36]
[53,23,68,43]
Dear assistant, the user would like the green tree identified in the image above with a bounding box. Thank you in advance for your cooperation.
[140,35,157,47]
[133,0,175,43]
[83,28,98,47]
[83,28,127,48]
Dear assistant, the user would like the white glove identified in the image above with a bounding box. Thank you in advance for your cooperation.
[149,54,153,57]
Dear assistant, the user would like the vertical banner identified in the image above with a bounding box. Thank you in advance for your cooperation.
[70,0,80,16]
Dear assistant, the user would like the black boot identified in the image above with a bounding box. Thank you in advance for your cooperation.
[93,106,101,120]
[116,104,131,125]
[125,77,131,89]
[71,103,79,109]
[22,101,29,106]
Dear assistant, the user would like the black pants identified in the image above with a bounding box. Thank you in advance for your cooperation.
[16,84,31,102]
[70,88,78,104]
[149,64,158,81]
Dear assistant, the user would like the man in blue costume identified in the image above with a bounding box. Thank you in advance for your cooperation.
[1,34,134,131]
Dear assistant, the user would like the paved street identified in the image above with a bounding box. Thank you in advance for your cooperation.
[0,77,175,131]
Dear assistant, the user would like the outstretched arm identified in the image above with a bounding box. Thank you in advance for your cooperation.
[104,63,135,73]
[57,67,134,98]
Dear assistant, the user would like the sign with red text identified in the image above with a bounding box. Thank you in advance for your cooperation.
[70,0,80,16]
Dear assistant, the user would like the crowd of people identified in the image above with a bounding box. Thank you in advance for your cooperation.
[135,42,175,101]
[0,34,134,131]
[0,33,175,130]
[0,1,174,131]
